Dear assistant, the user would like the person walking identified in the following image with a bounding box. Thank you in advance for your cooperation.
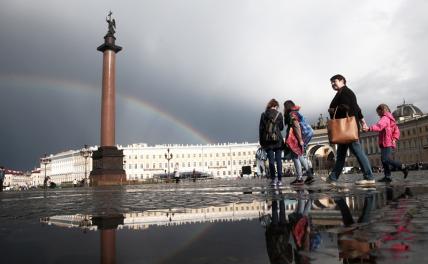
[0,166,5,192]
[255,146,268,178]
[363,104,408,182]
[326,74,375,185]
[259,99,284,186]
[283,100,315,185]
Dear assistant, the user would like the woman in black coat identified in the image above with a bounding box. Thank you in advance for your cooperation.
[259,99,284,186]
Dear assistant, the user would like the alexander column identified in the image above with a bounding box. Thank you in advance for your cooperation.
[90,11,126,186]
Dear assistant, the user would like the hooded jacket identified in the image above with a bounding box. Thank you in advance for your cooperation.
[369,112,400,148]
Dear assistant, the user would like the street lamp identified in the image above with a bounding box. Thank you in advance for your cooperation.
[80,144,92,186]
[164,148,173,179]
[40,154,51,189]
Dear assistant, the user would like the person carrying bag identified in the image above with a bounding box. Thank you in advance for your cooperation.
[324,74,375,186]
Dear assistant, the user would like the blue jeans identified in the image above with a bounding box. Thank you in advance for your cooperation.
[291,153,312,179]
[329,141,373,181]
[266,149,283,181]
[381,147,402,178]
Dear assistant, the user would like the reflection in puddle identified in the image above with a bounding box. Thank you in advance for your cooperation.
[36,185,428,263]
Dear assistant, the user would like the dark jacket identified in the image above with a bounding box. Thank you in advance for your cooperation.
[329,86,364,120]
[259,108,284,150]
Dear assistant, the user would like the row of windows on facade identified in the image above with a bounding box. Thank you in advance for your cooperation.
[127,159,255,170]
[129,206,263,216]
[400,126,428,137]
[128,169,244,179]
[362,137,428,155]
[125,151,256,160]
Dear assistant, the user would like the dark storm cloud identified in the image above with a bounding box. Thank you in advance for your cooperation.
[1,0,428,170]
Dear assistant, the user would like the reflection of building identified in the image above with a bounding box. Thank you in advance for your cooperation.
[41,190,389,230]
[41,200,268,230]
[347,103,428,167]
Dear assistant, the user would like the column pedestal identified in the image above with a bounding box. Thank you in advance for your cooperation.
[90,146,126,186]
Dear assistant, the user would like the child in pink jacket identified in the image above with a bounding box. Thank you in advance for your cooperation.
[364,104,408,182]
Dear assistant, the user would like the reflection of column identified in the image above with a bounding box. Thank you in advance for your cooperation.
[101,229,116,264]
[92,215,124,264]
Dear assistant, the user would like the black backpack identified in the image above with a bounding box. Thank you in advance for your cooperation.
[262,112,280,144]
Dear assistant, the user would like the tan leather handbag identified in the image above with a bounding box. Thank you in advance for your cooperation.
[327,107,359,144]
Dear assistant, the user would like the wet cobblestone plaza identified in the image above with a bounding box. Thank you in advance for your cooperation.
[1,172,428,264]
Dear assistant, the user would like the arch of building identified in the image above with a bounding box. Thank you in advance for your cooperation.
[307,144,335,171]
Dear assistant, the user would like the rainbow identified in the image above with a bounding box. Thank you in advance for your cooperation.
[0,74,213,144]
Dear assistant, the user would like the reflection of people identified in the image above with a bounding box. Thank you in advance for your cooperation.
[0,166,5,192]
[265,199,293,264]
[73,179,78,187]
[335,193,379,263]
[326,74,375,186]
[264,193,319,264]
[288,193,317,264]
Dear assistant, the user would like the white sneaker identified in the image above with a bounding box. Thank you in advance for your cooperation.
[277,181,283,187]
[355,179,375,186]
[270,179,277,186]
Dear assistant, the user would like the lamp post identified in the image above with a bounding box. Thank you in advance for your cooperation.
[164,148,173,179]
[40,154,51,189]
[80,144,92,186]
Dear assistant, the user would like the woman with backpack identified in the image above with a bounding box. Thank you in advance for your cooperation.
[259,99,284,186]
[363,104,408,182]
[283,100,315,185]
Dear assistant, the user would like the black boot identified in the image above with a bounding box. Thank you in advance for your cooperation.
[378,177,392,183]
[401,165,409,179]
[304,176,315,185]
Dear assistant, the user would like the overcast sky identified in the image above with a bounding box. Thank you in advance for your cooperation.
[1,0,427,170]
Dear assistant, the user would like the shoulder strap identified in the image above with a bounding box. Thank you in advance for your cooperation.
[273,112,280,122]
